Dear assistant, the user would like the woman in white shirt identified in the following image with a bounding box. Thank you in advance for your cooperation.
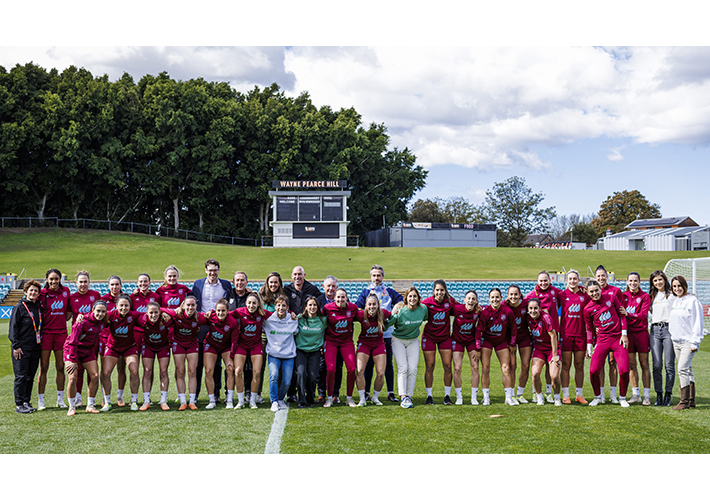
[648,270,675,406]
[668,275,704,410]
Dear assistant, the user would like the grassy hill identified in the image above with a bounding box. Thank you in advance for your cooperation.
[2,228,708,282]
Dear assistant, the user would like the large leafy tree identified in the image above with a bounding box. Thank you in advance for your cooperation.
[592,190,662,235]
[483,176,556,247]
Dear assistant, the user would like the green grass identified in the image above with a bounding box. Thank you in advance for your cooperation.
[2,322,709,454]
[1,227,709,281]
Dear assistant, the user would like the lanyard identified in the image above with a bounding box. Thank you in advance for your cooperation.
[22,301,42,344]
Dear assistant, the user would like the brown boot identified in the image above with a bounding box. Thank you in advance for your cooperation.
[689,382,695,408]
[673,385,690,410]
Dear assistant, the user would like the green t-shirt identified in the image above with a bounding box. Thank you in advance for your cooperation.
[296,316,327,352]
[386,304,427,340]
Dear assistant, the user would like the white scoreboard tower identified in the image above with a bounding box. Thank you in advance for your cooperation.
[269,180,350,248]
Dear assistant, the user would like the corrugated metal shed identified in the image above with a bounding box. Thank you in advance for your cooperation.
[603,225,710,251]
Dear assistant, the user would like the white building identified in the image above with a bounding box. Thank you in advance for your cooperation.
[599,216,710,251]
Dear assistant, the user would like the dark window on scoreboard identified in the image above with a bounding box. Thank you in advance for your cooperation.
[293,223,339,238]
[298,197,321,221]
[276,197,298,221]
[322,196,343,221]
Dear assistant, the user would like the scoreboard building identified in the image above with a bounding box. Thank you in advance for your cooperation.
[269,180,350,248]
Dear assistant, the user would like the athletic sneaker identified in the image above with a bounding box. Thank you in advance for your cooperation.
[516,395,528,404]
[455,396,463,406]
[642,396,651,406]
[250,400,258,409]
[482,397,491,406]
[178,403,188,411]
[346,397,357,408]
[505,397,518,406]
[589,397,602,407]
[255,394,265,404]
[116,398,125,407]
[160,402,170,411]
[100,403,111,412]
[387,393,399,402]
[536,396,545,406]
[365,393,371,402]
[333,396,341,404]
[610,396,620,404]
[600,393,606,404]
[323,397,333,408]
[425,396,434,405]
[277,400,288,409]
[57,399,67,409]
[554,399,562,407]
[226,401,234,409]
[67,407,76,416]
[546,393,554,404]
[130,402,139,411]
[575,395,589,405]
[562,396,571,404]
[85,404,100,414]
[140,402,151,411]
[25,403,37,413]
[619,399,630,408]
[235,401,244,410]
[205,402,217,410]
[270,402,279,412]
[401,396,414,408]
[627,394,641,404]
[357,399,367,407]
[443,395,453,405]
[471,397,479,406]
[37,402,46,411]
[75,396,83,407]
[188,402,198,410]
[371,398,383,406]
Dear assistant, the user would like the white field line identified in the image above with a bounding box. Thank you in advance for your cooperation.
[264,406,289,454]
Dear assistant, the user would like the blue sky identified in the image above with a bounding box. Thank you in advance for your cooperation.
[3,6,710,226]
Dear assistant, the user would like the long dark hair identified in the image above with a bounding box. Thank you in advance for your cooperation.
[649,270,671,301]
[44,268,62,290]
[432,279,451,303]
[260,271,285,305]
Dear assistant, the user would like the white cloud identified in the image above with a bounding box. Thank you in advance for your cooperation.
[607,146,625,162]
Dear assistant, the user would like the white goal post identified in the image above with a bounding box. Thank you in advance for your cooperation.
[663,257,710,333]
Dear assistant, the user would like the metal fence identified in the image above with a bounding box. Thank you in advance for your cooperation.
[1,217,258,246]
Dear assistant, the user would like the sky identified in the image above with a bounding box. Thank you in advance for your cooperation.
[2,4,710,227]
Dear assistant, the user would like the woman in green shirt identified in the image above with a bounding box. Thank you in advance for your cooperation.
[388,287,428,408]
[295,296,327,408]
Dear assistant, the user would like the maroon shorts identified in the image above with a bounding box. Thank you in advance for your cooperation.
[141,344,171,360]
[357,341,386,357]
[232,344,264,357]
[452,339,476,353]
[64,348,97,365]
[421,336,453,352]
[561,335,586,352]
[204,341,230,356]
[42,332,67,351]
[481,336,508,351]
[172,339,199,356]
[104,344,139,358]
[515,335,533,349]
[627,330,650,354]
[533,344,560,362]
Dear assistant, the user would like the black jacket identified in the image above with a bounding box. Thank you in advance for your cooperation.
[8,298,42,350]
[284,280,322,316]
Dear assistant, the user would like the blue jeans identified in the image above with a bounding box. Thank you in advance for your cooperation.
[650,323,675,393]
[268,356,294,403]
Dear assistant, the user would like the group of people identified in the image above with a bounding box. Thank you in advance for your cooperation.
[9,260,705,416]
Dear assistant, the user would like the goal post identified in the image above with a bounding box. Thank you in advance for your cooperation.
[663,257,710,333]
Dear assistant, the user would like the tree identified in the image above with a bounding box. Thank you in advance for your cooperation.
[547,213,596,240]
[409,198,448,222]
[483,176,556,247]
[592,190,662,235]
[562,221,599,246]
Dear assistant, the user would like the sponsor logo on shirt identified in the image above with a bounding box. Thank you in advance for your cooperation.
[244,324,257,333]
[115,326,129,336]
[335,320,348,329]
[433,311,446,321]
[51,300,64,311]
[136,305,147,313]
[569,304,581,313]
[516,317,522,325]
[167,297,181,307]
[626,305,636,314]
[366,326,378,334]
[531,326,541,338]
[490,324,502,334]
[460,323,474,332]
[78,304,92,314]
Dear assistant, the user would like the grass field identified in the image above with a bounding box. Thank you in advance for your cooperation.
[2,228,710,458]
[2,228,709,282]
[2,321,709,455]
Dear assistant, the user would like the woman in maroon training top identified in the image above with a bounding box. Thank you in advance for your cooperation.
[421,280,456,405]
[322,288,359,408]
[355,294,391,406]
[506,285,530,404]
[204,298,237,409]
[137,301,172,410]
[451,290,482,405]
[38,268,71,410]
[525,271,560,402]
[157,265,191,309]
[623,272,652,405]
[527,298,562,406]
[100,275,129,406]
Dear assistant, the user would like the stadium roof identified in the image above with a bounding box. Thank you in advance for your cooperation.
[607,225,709,239]
[625,216,698,229]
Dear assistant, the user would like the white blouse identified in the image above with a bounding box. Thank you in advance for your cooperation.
[650,291,675,324]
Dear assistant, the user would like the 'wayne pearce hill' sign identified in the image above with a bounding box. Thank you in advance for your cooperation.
[272,180,347,189]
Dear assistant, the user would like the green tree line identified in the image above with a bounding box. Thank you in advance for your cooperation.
[0,63,427,238]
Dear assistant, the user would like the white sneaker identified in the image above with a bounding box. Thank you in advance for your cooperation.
[627,394,641,404]
[255,394,264,404]
[346,397,357,407]
[516,395,529,404]
[610,396,619,404]
[537,395,545,406]
[226,401,234,409]
[277,400,288,409]
[471,397,479,406]
[642,395,651,406]
[546,393,554,404]
[37,401,46,411]
[371,398,383,406]
[600,393,606,404]
[57,399,67,409]
[554,399,562,407]
[235,401,244,409]
[323,397,333,408]
[270,402,279,412]
[357,399,367,407]
[75,396,83,407]
[482,397,491,406]
[250,400,258,409]
[205,402,216,409]
[589,397,602,406]
[619,398,630,408]
[455,396,463,406]
[505,397,518,406]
